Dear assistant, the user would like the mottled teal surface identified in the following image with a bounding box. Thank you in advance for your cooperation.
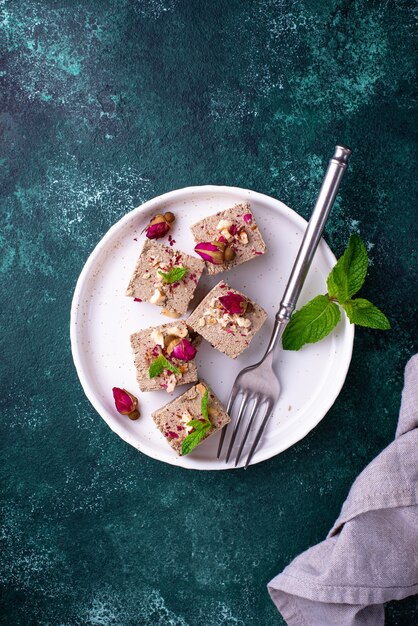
[1,1,417,624]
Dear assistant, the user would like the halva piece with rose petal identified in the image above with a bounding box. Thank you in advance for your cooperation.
[187,281,267,359]
[130,320,199,392]
[191,203,266,275]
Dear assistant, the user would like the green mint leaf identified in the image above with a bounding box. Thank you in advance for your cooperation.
[187,419,206,431]
[148,354,180,378]
[158,266,187,284]
[201,387,209,423]
[342,298,391,330]
[282,295,341,351]
[181,425,210,455]
[327,234,368,304]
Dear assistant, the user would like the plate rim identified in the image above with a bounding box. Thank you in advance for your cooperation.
[70,184,354,469]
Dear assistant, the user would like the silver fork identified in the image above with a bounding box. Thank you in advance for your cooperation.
[217,145,352,468]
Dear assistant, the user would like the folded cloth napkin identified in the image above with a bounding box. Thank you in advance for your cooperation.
[268,354,418,626]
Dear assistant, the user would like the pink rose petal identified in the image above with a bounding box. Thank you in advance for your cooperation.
[194,241,225,264]
[218,292,248,315]
[112,387,138,415]
[146,221,170,239]
[171,339,197,362]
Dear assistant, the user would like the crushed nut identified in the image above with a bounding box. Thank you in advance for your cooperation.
[142,271,150,279]
[167,325,188,338]
[238,229,249,244]
[150,328,165,348]
[198,317,206,327]
[224,246,236,261]
[150,288,166,304]
[216,219,233,231]
[166,374,177,393]
[196,383,206,395]
[220,228,233,241]
[236,316,251,328]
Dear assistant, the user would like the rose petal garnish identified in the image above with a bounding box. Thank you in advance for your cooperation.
[218,292,248,315]
[146,221,170,240]
[229,224,238,235]
[194,241,225,264]
[171,338,197,362]
[243,213,252,224]
[112,387,140,420]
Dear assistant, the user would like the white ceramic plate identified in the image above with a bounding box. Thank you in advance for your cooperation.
[71,186,354,470]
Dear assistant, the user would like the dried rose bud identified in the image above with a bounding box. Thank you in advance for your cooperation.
[194,241,226,265]
[112,387,140,420]
[146,220,170,240]
[218,292,248,315]
[171,338,197,362]
[243,213,252,224]
[229,224,238,235]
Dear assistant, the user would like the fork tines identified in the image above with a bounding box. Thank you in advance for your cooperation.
[217,392,273,468]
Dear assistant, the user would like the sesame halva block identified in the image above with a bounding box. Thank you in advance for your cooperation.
[190,202,266,275]
[130,321,199,392]
[126,240,205,317]
[152,381,230,455]
[187,281,267,359]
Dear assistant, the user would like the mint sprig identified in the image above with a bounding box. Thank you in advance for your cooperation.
[327,234,368,304]
[342,298,391,329]
[158,266,187,284]
[282,295,340,351]
[181,387,212,456]
[282,234,390,351]
[148,354,180,378]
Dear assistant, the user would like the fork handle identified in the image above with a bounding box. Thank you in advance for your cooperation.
[264,145,352,357]
[277,144,351,322]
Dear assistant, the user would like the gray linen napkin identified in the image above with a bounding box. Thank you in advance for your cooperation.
[268,354,418,626]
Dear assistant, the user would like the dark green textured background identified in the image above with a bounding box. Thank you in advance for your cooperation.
[1,0,417,624]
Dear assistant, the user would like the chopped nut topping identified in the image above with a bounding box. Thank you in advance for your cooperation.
[150,328,165,348]
[238,229,249,244]
[236,316,251,328]
[150,288,166,304]
[166,374,177,393]
[167,325,188,338]
[196,383,206,395]
[142,271,150,279]
[220,228,233,241]
[200,293,252,333]
[216,219,233,231]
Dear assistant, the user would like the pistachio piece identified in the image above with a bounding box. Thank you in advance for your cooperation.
[224,246,236,261]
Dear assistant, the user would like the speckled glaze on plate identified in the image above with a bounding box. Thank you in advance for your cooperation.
[70,186,354,469]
